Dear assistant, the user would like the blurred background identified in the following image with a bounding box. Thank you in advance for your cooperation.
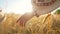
[0,0,33,14]
[0,0,60,15]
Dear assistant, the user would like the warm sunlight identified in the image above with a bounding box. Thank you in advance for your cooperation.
[6,0,33,14]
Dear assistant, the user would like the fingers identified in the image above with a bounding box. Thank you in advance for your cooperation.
[17,12,34,27]
[17,17,26,27]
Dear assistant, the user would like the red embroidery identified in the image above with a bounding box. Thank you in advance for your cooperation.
[37,0,56,6]
[38,0,44,2]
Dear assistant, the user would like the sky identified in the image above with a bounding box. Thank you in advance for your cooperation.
[0,0,33,14]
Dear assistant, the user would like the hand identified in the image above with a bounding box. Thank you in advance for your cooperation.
[17,15,27,27]
[17,12,34,27]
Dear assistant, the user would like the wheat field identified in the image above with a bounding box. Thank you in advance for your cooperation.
[0,13,60,34]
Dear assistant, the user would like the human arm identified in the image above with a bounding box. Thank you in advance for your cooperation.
[17,11,35,26]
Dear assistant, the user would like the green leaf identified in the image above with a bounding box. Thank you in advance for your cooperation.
[56,9,60,14]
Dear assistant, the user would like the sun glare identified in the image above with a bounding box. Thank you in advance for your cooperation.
[6,0,33,14]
